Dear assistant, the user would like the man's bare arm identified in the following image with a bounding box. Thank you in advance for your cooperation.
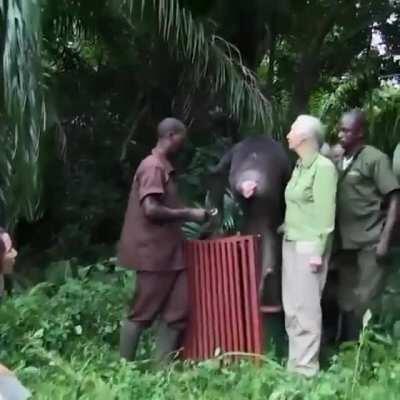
[143,195,207,223]
[377,191,400,258]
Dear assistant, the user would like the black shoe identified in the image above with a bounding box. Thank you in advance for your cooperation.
[341,311,361,342]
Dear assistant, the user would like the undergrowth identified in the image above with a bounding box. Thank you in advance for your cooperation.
[1,263,400,399]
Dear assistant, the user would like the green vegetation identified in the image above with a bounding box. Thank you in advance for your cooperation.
[0,1,400,398]
[2,263,400,400]
[0,0,399,236]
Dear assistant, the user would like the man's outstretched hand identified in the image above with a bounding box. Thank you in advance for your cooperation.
[186,208,209,224]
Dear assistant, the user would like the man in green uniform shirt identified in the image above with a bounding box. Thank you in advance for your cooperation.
[334,109,400,341]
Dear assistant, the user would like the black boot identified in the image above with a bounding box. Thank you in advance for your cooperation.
[154,322,182,364]
[119,320,144,361]
[341,311,361,342]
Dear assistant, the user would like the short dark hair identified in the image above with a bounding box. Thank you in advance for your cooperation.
[157,118,186,138]
[343,109,367,132]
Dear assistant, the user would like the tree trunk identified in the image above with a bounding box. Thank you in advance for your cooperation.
[288,9,338,121]
[290,56,319,118]
[265,23,277,95]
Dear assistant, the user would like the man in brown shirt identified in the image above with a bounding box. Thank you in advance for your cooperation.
[118,118,208,362]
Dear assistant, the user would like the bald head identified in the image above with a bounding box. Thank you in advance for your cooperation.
[338,109,366,154]
[156,117,187,155]
[157,118,186,138]
[341,109,366,133]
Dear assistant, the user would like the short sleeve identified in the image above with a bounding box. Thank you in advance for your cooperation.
[137,166,166,202]
[372,154,400,196]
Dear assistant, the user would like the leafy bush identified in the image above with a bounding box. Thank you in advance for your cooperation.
[2,262,400,399]
[310,77,400,154]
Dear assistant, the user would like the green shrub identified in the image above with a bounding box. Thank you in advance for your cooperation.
[2,263,400,399]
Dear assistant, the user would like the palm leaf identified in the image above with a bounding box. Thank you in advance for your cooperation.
[123,0,271,128]
[0,0,271,227]
[0,0,45,227]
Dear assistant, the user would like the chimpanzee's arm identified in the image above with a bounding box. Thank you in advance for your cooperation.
[203,148,234,236]
[209,147,233,175]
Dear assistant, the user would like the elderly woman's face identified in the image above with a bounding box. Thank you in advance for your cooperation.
[286,121,305,150]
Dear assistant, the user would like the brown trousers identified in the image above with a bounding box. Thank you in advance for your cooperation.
[128,270,189,331]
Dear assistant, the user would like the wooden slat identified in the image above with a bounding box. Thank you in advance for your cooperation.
[182,235,262,362]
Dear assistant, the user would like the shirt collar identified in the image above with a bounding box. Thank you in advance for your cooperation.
[299,151,319,169]
[151,148,174,173]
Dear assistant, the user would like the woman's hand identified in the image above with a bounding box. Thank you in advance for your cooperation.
[309,256,322,273]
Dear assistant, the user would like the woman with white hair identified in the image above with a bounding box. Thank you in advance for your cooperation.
[281,115,338,377]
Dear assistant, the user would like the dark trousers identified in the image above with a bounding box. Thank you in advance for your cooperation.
[335,248,389,317]
[333,248,390,340]
[128,269,189,331]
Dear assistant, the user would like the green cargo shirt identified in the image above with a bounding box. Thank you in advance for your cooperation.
[337,145,400,250]
[283,152,338,257]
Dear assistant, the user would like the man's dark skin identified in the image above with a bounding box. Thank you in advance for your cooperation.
[338,111,400,260]
[143,118,208,224]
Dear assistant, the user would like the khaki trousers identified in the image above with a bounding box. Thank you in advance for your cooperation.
[282,240,330,377]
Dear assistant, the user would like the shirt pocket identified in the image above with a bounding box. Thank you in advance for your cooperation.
[295,241,318,255]
[343,168,371,199]
[345,169,362,184]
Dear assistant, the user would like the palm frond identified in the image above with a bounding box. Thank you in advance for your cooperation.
[0,0,45,227]
[0,0,270,227]
[42,1,105,43]
[121,0,271,128]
